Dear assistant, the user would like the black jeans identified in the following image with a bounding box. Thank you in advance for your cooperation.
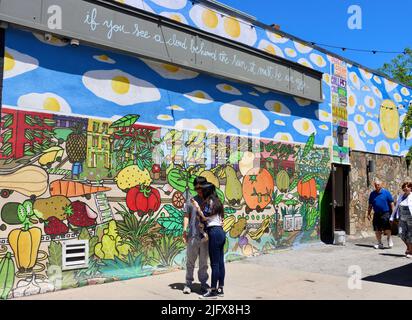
[207,226,226,289]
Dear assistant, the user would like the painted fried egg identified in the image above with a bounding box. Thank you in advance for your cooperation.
[258,40,284,58]
[323,136,334,148]
[284,48,297,58]
[274,132,294,143]
[364,120,381,137]
[359,69,372,80]
[354,114,365,125]
[264,101,291,116]
[249,92,259,96]
[309,53,327,68]
[319,124,329,131]
[167,105,184,111]
[362,86,371,92]
[347,91,357,114]
[372,86,383,99]
[189,5,257,46]
[33,32,68,46]
[253,87,269,94]
[141,58,199,80]
[358,105,366,113]
[294,42,313,54]
[216,83,242,95]
[93,55,116,64]
[323,74,331,86]
[266,31,289,44]
[360,131,366,138]
[364,96,376,109]
[220,100,269,134]
[175,119,219,132]
[316,110,332,122]
[375,141,392,155]
[293,118,316,136]
[401,87,410,96]
[348,121,366,151]
[393,142,400,153]
[297,58,313,69]
[367,139,374,145]
[184,90,213,104]
[393,93,403,102]
[115,0,155,13]
[17,92,71,113]
[82,69,160,105]
[157,114,174,121]
[294,97,312,107]
[274,120,286,126]
[373,75,382,84]
[349,72,361,90]
[160,12,188,24]
[149,0,187,9]
[3,48,38,79]
[384,79,398,92]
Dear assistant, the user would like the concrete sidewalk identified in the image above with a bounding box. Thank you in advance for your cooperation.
[16,236,412,300]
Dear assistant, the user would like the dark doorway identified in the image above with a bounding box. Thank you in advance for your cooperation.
[320,164,350,243]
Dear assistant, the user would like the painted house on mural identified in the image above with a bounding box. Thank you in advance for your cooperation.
[0,0,411,299]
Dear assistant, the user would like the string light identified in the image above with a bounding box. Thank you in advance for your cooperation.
[189,1,408,56]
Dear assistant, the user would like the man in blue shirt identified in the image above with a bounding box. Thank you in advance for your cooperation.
[368,179,395,249]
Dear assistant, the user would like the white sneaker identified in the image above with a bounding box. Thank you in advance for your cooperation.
[387,238,393,248]
[183,286,191,294]
[374,243,384,249]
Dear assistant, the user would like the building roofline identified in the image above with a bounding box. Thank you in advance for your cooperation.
[196,0,412,90]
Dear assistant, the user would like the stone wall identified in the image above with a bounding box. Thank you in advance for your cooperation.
[349,151,411,235]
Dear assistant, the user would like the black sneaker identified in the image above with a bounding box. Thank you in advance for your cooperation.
[199,289,218,299]
[200,286,209,295]
[217,287,224,297]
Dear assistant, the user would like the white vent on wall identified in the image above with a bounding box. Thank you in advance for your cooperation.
[62,240,89,271]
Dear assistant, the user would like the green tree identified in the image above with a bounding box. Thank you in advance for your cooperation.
[379,48,412,164]
[378,48,412,86]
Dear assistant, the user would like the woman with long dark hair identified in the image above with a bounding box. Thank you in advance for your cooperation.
[191,183,226,299]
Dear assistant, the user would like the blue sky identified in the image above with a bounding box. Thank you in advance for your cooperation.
[218,0,411,72]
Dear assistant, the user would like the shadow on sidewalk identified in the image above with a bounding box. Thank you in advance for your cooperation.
[169,283,204,295]
[362,262,412,287]
[354,244,377,248]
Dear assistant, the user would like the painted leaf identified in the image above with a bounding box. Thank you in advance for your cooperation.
[3,114,13,129]
[167,168,188,193]
[157,216,183,237]
[47,241,62,268]
[43,119,56,127]
[302,133,315,158]
[224,207,237,214]
[137,158,144,171]
[302,174,316,183]
[275,194,283,205]
[216,188,225,204]
[163,204,184,219]
[289,179,299,191]
[110,115,140,128]
[284,199,299,206]
[2,129,12,143]
[122,138,133,150]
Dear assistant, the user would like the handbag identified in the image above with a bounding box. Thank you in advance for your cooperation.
[390,219,399,236]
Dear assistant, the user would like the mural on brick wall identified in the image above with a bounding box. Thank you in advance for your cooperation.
[0,107,330,298]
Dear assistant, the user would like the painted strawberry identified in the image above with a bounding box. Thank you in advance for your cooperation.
[44,216,69,236]
[67,201,97,227]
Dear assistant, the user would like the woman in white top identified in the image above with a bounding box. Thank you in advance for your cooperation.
[390,182,412,257]
[191,183,226,299]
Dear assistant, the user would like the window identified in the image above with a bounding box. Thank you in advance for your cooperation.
[92,136,99,148]
[93,122,99,132]
[102,123,109,134]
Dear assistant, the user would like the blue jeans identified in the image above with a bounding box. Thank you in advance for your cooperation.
[207,226,226,289]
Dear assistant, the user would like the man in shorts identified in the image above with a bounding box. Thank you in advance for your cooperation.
[367,179,395,249]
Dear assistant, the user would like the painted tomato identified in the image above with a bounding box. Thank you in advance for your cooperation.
[297,178,317,201]
[152,164,161,173]
[242,168,274,212]
[126,186,161,216]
